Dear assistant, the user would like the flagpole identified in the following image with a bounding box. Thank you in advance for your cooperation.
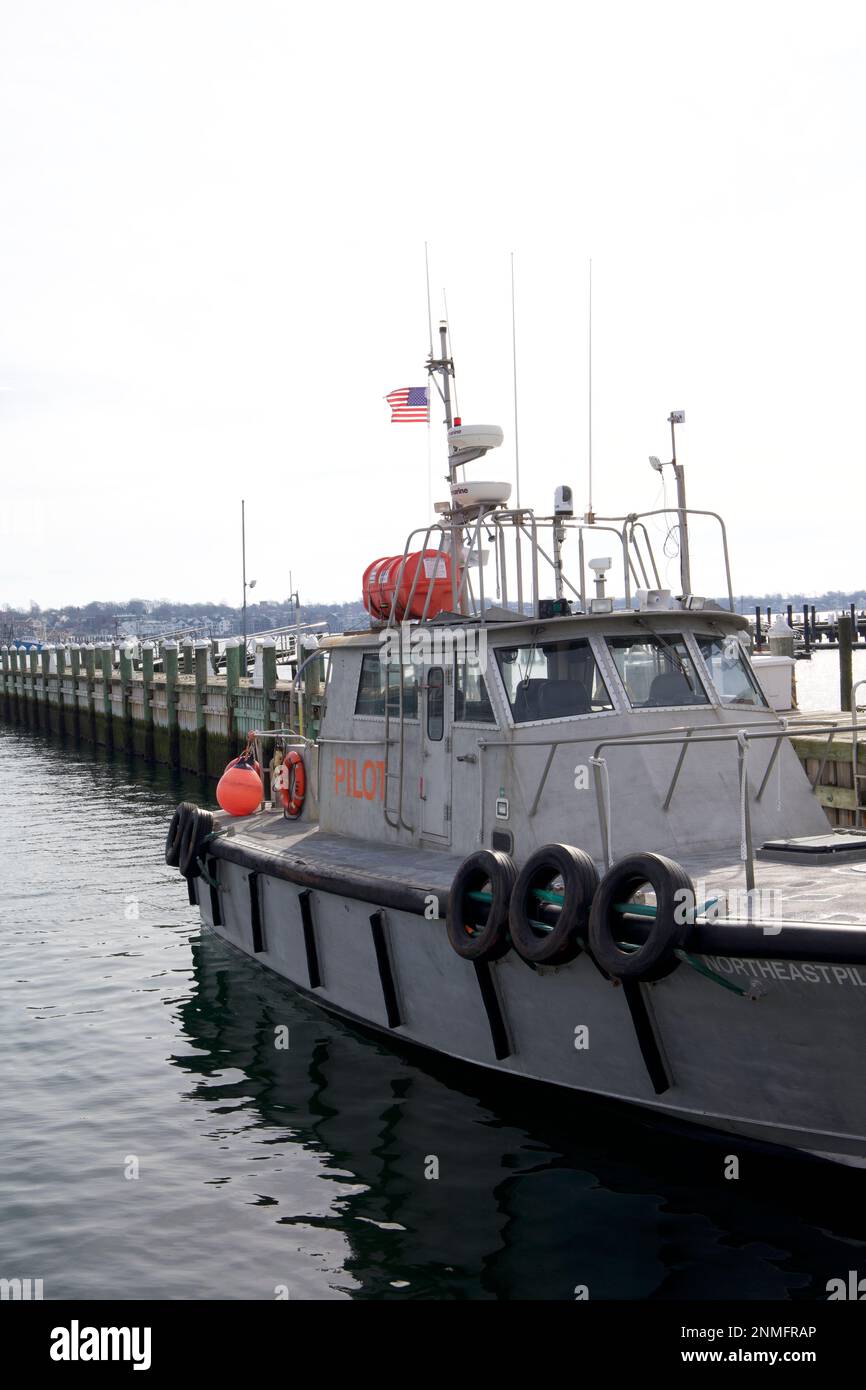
[425,243,433,515]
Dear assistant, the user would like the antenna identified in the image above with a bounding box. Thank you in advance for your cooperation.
[424,241,433,357]
[585,258,594,524]
[442,290,459,417]
[511,251,521,509]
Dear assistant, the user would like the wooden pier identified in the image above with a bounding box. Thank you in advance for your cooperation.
[752,603,866,650]
[0,639,323,777]
[786,712,866,829]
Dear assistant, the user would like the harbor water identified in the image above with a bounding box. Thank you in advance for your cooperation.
[2,723,866,1301]
[793,648,866,712]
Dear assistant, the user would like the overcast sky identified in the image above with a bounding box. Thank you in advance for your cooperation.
[1,1,864,611]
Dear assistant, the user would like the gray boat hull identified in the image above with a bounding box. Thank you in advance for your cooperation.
[192,858,866,1167]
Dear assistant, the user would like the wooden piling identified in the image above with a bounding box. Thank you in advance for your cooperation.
[164,641,180,770]
[118,644,134,753]
[1,647,9,723]
[55,645,67,736]
[27,649,38,729]
[82,646,96,741]
[194,640,210,777]
[99,645,114,749]
[839,614,854,712]
[225,639,240,752]
[142,642,155,762]
[755,606,762,648]
[69,645,81,740]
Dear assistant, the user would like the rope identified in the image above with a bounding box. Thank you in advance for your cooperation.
[676,949,750,997]
[195,857,221,891]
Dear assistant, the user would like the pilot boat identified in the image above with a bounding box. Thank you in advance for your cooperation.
[167,323,866,1167]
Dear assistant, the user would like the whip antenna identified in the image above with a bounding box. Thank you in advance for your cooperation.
[511,251,521,509]
[442,290,459,417]
[586,258,594,523]
[424,241,433,358]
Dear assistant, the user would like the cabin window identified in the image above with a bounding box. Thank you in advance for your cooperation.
[355,652,418,718]
[607,634,708,708]
[455,661,496,723]
[697,635,768,708]
[495,638,613,722]
[427,666,445,740]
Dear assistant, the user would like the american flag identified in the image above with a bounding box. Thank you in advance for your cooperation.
[385,385,429,423]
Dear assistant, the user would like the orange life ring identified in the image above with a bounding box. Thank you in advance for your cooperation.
[282,749,306,819]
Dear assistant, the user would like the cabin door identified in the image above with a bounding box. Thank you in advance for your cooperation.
[420,664,452,842]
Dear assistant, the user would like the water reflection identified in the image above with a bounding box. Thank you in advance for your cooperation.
[175,929,866,1300]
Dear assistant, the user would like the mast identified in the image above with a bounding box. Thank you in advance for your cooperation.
[586,258,593,523]
[511,252,521,508]
[669,411,691,597]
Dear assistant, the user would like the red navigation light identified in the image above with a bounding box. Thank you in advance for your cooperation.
[454,416,462,427]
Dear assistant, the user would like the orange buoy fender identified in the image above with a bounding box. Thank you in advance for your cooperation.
[216,751,262,817]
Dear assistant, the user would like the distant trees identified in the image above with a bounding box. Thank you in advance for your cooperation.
[3,586,862,643]
[0,594,368,640]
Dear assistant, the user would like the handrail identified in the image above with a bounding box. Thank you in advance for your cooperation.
[478,714,789,816]
[587,722,866,882]
[619,507,735,611]
[382,503,734,627]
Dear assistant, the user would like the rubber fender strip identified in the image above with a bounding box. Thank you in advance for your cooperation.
[186,877,198,906]
[369,911,401,1028]
[249,871,265,954]
[207,856,222,928]
[298,890,321,989]
[622,979,670,1095]
[212,837,444,919]
[473,960,511,1061]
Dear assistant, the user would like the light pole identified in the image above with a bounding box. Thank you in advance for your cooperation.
[241,499,256,665]
[649,410,690,598]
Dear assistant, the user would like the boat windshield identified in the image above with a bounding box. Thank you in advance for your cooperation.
[697,635,768,708]
[607,634,708,708]
[495,638,614,722]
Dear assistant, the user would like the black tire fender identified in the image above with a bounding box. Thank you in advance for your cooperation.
[508,843,599,966]
[165,802,195,867]
[178,806,215,880]
[171,806,214,878]
[588,852,694,981]
[446,849,517,961]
